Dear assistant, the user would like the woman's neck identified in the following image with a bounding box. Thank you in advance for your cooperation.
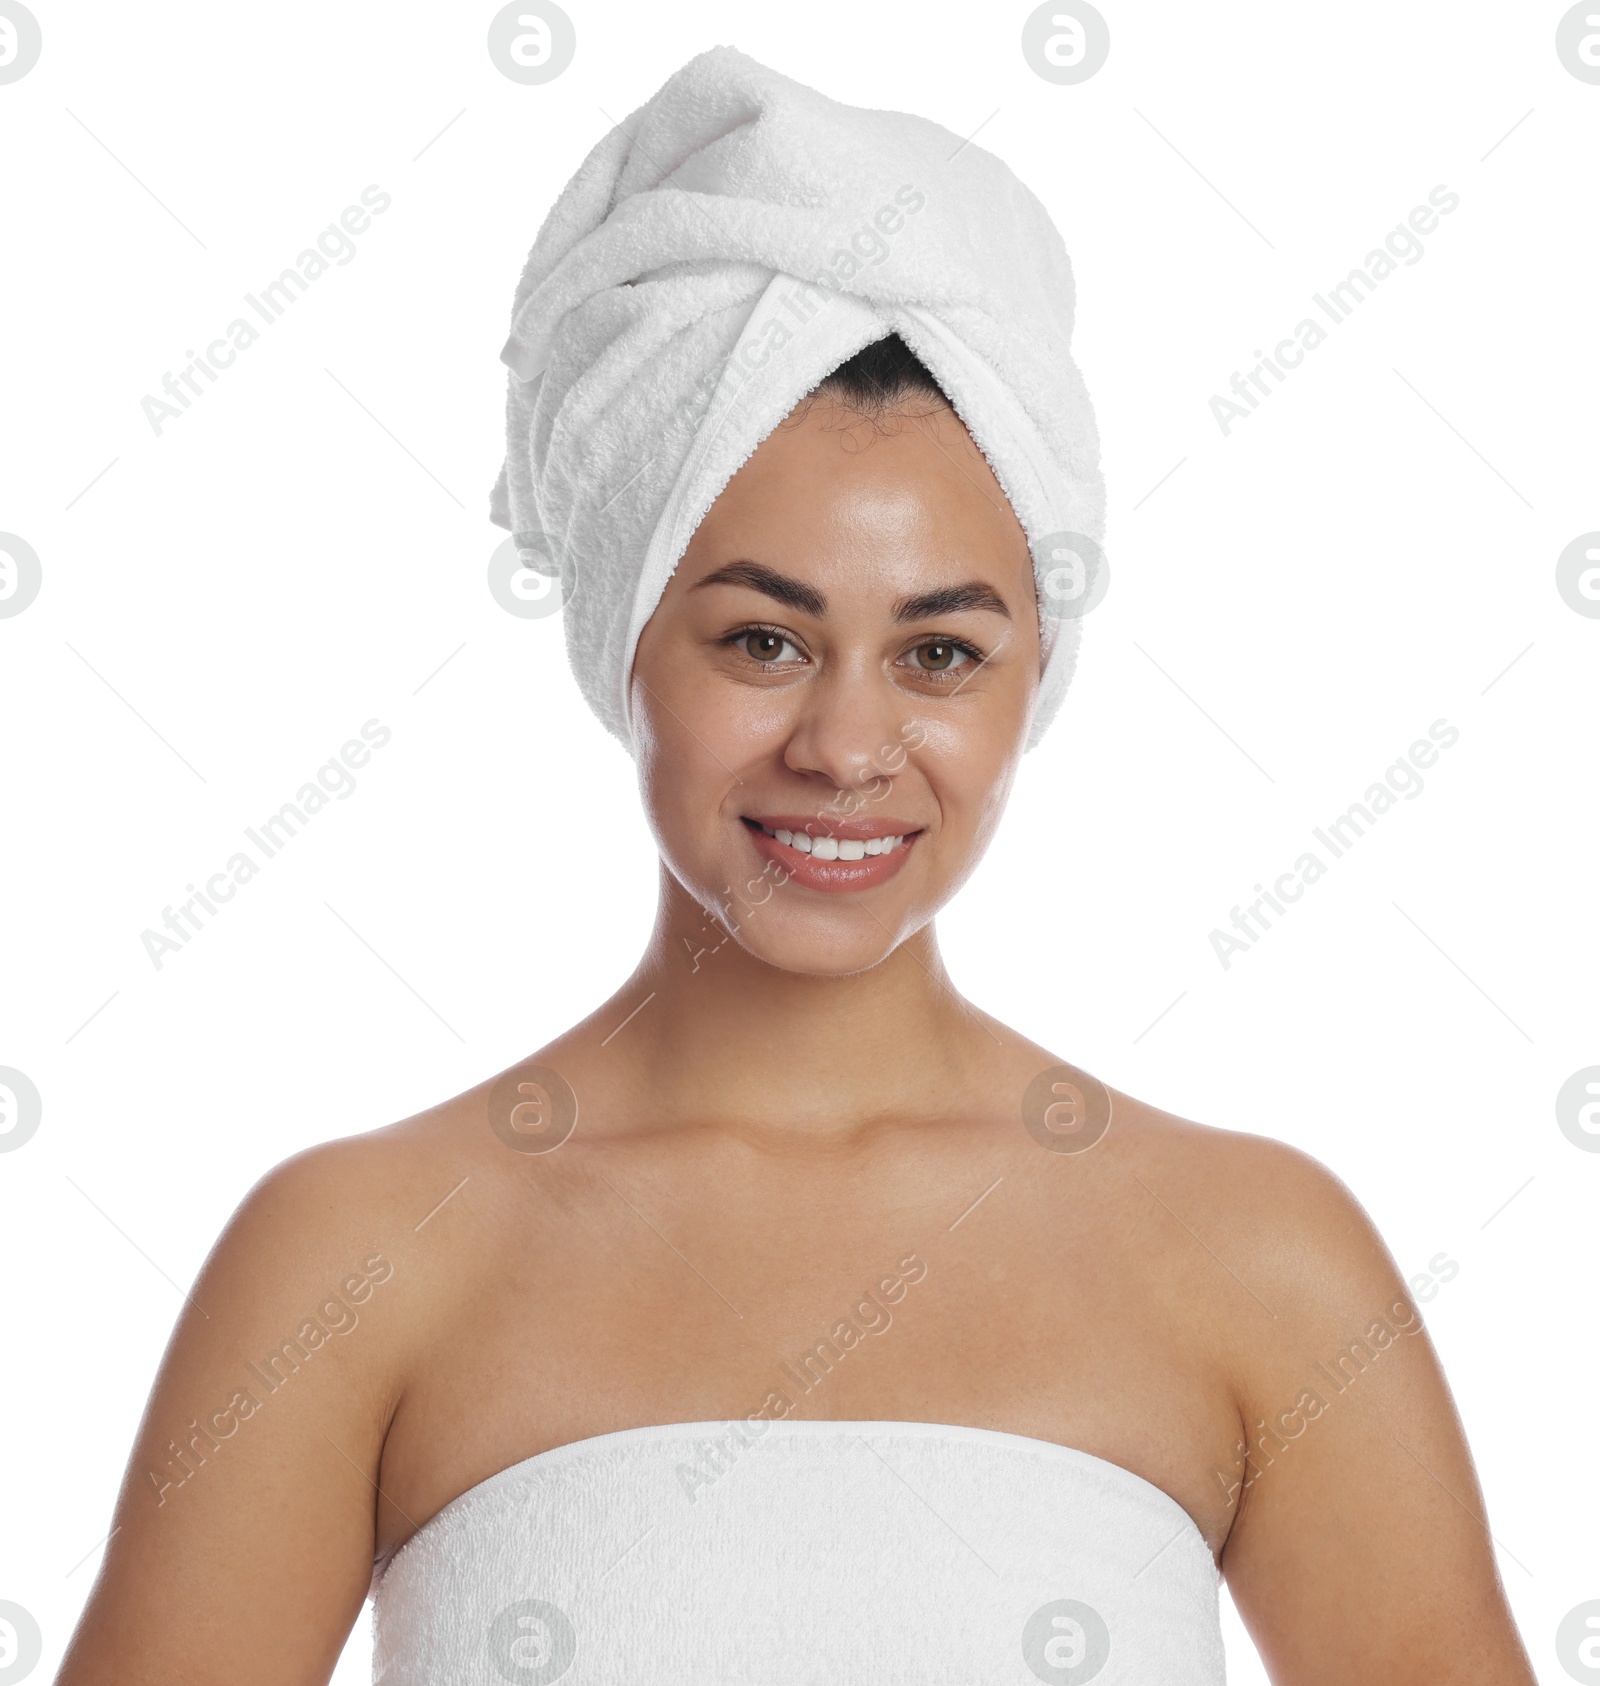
[565,873,1017,1146]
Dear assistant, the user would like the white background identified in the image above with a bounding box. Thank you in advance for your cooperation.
[2,2,1596,1681]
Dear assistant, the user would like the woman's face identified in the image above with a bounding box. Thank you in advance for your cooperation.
[630,393,1042,976]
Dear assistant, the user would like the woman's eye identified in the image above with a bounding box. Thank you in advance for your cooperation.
[736,628,803,664]
[906,639,977,674]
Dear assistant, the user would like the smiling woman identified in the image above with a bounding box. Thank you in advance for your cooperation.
[55,43,1535,1686]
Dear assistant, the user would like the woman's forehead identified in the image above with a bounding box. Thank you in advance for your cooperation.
[678,401,1033,594]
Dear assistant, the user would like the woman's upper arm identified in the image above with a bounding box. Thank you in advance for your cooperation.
[1218,1143,1534,1685]
[56,1136,414,1686]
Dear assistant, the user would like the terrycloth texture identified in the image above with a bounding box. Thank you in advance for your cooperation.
[489,45,1106,753]
[371,1419,1223,1684]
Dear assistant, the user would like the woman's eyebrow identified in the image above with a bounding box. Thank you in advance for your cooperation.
[893,582,1011,622]
[691,560,825,616]
[690,560,1011,621]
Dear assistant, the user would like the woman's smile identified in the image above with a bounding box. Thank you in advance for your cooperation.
[739,813,924,892]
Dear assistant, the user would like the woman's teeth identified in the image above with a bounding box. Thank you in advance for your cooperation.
[755,824,905,860]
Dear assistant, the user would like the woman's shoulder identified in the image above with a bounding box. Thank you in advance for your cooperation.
[223,1073,534,1274]
[1110,1088,1367,1221]
[1094,1091,1524,1673]
[54,1084,534,1681]
[1100,1085,1419,1354]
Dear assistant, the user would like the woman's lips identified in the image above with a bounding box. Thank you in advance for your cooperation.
[740,815,921,893]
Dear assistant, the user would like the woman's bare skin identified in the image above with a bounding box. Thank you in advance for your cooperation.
[55,395,1534,1686]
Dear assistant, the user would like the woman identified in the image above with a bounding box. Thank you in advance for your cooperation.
[57,47,1533,1686]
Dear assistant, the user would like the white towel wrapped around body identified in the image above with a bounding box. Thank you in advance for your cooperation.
[489,44,1106,752]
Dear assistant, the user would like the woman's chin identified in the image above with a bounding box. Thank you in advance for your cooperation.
[740,930,905,977]
[693,900,912,978]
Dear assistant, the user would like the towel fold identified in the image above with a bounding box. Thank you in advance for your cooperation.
[490,44,1106,751]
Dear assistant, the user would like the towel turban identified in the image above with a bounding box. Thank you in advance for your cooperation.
[489,44,1106,752]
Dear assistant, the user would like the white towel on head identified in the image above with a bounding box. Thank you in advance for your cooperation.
[489,43,1106,752]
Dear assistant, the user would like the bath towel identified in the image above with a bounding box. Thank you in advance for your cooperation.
[372,1419,1223,1683]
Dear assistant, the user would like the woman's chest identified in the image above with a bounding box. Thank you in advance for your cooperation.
[375,1148,1246,1561]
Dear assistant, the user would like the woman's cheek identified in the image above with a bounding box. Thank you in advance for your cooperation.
[920,714,1021,828]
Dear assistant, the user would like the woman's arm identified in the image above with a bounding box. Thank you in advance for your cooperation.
[55,1136,414,1686]
[1218,1142,1534,1684]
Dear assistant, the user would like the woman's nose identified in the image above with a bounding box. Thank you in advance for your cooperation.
[778,657,919,798]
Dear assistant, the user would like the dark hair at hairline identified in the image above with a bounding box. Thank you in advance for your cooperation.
[790,332,951,427]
